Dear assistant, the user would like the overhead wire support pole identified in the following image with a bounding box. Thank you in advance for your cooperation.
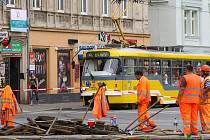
[26,0,30,101]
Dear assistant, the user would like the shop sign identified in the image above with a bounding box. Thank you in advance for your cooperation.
[78,44,105,60]
[98,32,110,42]
[10,9,28,32]
[1,40,22,53]
[78,44,104,53]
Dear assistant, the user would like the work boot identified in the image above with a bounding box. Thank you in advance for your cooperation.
[150,125,157,129]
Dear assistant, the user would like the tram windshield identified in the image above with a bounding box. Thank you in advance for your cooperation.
[83,58,119,76]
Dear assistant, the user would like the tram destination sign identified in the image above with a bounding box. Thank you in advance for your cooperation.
[86,51,110,58]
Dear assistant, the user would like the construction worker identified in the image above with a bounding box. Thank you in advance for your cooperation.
[199,64,210,133]
[176,65,201,136]
[92,82,109,120]
[135,71,156,131]
[1,85,18,128]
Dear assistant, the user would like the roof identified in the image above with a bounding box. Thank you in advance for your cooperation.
[84,48,210,60]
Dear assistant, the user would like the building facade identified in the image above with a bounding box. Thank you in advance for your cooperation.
[149,0,210,53]
[0,0,149,103]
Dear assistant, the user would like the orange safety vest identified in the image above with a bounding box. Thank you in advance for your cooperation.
[92,87,109,119]
[136,76,151,103]
[1,85,18,127]
[180,74,201,104]
[201,76,210,104]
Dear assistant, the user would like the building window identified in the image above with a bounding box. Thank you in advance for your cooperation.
[58,0,64,12]
[184,9,198,37]
[81,0,87,15]
[6,0,15,7]
[122,0,128,18]
[103,0,108,16]
[32,0,41,10]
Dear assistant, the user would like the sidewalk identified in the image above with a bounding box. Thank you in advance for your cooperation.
[19,102,85,112]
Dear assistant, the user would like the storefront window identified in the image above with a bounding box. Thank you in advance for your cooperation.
[33,49,47,89]
[57,50,70,88]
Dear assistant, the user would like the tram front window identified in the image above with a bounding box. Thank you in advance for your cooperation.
[83,58,119,76]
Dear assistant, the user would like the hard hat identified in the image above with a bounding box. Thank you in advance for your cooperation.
[200,65,210,72]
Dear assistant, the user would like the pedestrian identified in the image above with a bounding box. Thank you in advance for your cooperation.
[176,65,201,136]
[199,64,210,134]
[30,73,39,105]
[1,85,18,128]
[135,71,156,131]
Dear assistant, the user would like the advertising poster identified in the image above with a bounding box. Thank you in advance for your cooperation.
[57,50,70,88]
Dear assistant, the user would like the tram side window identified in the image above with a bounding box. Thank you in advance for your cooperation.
[193,60,202,75]
[184,60,192,67]
[162,60,171,85]
[172,60,182,86]
[124,58,135,75]
[150,59,161,75]
[142,59,149,76]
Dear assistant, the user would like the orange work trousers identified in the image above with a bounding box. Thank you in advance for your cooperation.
[1,109,14,127]
[179,103,198,135]
[200,104,210,133]
[138,102,156,129]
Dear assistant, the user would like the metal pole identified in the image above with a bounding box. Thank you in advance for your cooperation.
[129,105,170,131]
[124,99,160,131]
[82,86,102,122]
[26,0,30,103]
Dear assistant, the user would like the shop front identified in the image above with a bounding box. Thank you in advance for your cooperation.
[0,39,23,102]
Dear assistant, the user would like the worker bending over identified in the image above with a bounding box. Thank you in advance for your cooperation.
[135,71,156,131]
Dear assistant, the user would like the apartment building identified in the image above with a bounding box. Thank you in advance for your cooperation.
[0,0,149,103]
[149,0,210,53]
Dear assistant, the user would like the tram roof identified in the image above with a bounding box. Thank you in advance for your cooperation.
[86,47,210,60]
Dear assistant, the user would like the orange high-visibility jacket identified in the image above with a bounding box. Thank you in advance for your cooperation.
[92,87,109,119]
[180,74,201,104]
[136,76,151,103]
[201,76,210,104]
[1,85,18,126]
